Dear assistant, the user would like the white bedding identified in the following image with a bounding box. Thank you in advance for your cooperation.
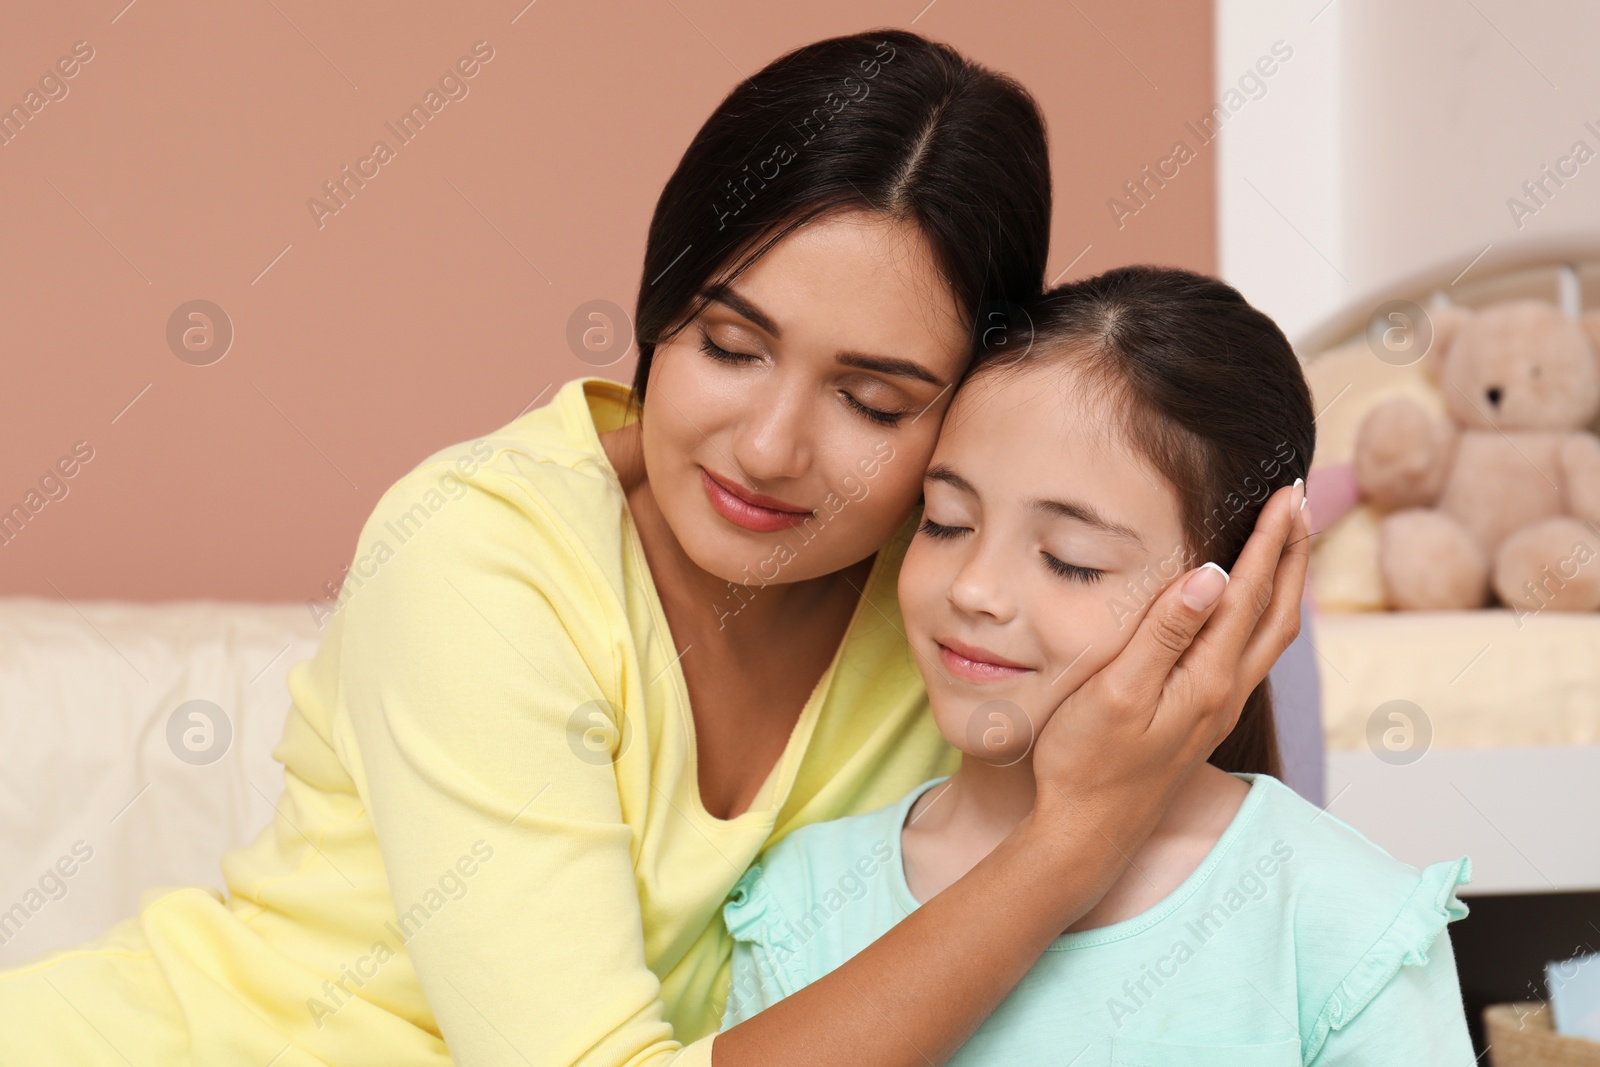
[0,596,321,967]
[1314,610,1600,751]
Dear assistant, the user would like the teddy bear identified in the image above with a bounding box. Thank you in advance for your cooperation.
[1352,299,1600,613]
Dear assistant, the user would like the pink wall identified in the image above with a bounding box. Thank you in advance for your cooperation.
[0,0,1215,602]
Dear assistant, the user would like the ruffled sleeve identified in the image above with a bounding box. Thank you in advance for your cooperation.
[1305,856,1474,1064]
[720,862,816,1028]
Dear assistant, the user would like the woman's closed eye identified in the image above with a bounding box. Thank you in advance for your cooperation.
[698,331,759,366]
[698,331,907,426]
[841,391,905,426]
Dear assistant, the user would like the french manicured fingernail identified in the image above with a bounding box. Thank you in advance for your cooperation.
[1292,477,1306,513]
[1182,561,1230,610]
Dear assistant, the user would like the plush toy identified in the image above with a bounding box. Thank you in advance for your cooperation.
[1352,300,1600,613]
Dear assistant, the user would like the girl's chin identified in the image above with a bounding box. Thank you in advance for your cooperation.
[926,699,1043,763]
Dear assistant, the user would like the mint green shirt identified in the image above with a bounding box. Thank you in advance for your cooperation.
[721,772,1475,1065]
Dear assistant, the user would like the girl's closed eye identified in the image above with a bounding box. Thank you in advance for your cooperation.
[919,508,1104,582]
[917,516,968,539]
[1041,551,1102,584]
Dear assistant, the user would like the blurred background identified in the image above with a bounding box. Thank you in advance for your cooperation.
[5,1,1600,1060]
[2,0,1224,603]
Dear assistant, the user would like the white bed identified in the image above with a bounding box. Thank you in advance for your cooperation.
[1298,240,1600,894]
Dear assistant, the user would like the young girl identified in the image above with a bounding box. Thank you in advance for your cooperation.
[719,267,1475,1064]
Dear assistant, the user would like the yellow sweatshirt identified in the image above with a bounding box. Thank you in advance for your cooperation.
[0,377,961,1066]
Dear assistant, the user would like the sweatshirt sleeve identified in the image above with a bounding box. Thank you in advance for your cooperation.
[329,456,714,1067]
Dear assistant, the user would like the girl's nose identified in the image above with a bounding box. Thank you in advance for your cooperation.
[947,540,1017,623]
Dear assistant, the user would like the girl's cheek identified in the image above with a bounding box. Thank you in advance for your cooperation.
[1038,593,1116,684]
[899,538,952,626]
[1100,572,1164,639]
[1093,594,1155,668]
[898,539,933,612]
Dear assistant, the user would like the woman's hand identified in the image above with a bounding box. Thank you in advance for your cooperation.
[1028,480,1311,878]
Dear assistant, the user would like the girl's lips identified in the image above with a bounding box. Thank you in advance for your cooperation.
[700,468,813,533]
[936,639,1033,684]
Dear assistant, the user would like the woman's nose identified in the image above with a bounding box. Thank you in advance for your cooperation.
[735,383,812,483]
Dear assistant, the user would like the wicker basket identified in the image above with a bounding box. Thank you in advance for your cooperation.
[1486,1003,1600,1066]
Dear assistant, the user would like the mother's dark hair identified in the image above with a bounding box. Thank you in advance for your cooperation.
[982,266,1317,778]
[631,29,1052,399]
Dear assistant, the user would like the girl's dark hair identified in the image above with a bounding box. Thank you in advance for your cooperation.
[631,30,1052,400]
[981,265,1316,779]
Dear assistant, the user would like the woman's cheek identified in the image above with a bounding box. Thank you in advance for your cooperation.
[822,430,915,530]
[878,430,939,509]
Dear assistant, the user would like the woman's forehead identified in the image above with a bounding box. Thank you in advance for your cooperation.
[702,213,969,361]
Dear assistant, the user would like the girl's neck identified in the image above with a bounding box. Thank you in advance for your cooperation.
[906,754,1037,843]
[902,754,1252,925]
[898,755,1037,908]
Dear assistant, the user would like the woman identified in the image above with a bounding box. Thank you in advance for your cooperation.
[0,30,1309,1066]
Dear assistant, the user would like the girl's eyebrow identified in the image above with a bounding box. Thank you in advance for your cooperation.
[1032,497,1144,547]
[701,283,945,387]
[925,464,975,494]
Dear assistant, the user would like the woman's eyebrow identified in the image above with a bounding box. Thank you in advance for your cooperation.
[837,353,942,386]
[1032,497,1145,547]
[701,283,779,335]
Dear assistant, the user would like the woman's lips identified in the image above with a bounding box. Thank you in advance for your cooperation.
[700,468,813,533]
[936,638,1033,683]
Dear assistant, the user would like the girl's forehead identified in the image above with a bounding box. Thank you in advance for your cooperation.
[933,360,1185,545]
[943,359,1117,441]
